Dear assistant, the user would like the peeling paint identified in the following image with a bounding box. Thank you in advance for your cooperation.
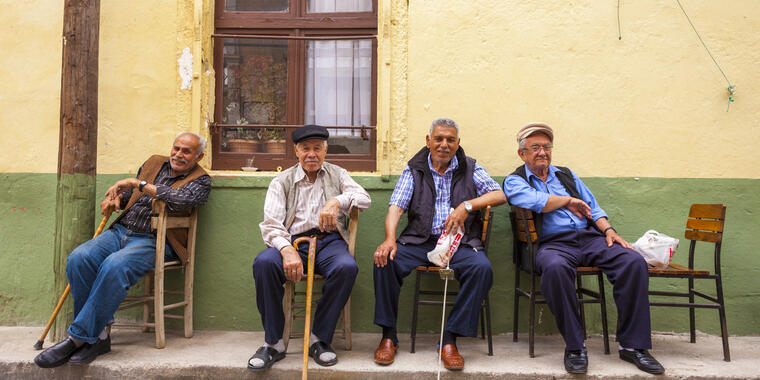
[178,47,193,90]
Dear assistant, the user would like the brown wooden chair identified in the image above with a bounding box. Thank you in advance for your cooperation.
[409,206,495,356]
[113,200,198,349]
[648,203,730,361]
[282,206,359,351]
[510,205,610,357]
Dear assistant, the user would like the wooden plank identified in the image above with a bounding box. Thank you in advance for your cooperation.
[576,266,601,273]
[516,231,539,243]
[649,263,710,276]
[686,218,724,232]
[689,204,725,219]
[685,230,722,243]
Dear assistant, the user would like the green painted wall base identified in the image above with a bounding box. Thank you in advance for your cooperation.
[1,173,758,338]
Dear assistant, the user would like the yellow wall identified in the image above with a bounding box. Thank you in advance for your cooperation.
[379,0,760,178]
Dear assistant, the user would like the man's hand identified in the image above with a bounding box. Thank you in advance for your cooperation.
[281,246,304,282]
[100,196,120,215]
[319,198,341,232]
[104,178,138,201]
[565,197,592,220]
[374,239,397,267]
[605,230,632,249]
[444,204,468,235]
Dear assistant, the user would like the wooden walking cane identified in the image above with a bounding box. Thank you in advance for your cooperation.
[34,209,113,350]
[293,236,317,380]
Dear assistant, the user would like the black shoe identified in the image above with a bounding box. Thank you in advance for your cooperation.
[309,341,338,367]
[619,349,665,375]
[564,348,588,374]
[34,337,82,368]
[69,336,111,365]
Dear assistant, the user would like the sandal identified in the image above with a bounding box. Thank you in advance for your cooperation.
[309,341,338,367]
[247,346,285,371]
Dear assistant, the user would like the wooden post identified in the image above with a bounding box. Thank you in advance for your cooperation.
[51,0,101,342]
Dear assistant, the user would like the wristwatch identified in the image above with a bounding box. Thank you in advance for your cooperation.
[138,180,148,192]
[463,201,473,212]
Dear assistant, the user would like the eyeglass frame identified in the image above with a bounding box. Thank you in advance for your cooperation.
[521,143,553,153]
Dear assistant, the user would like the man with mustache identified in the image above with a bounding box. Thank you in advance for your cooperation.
[35,132,211,368]
[372,118,506,370]
[503,122,664,375]
[249,124,370,371]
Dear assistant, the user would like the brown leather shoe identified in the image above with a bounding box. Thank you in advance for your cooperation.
[374,338,399,365]
[440,344,464,370]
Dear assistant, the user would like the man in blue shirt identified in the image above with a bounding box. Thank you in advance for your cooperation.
[372,118,506,371]
[503,122,664,375]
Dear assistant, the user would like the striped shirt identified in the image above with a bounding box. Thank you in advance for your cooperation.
[260,164,371,252]
[117,161,212,234]
[389,154,501,235]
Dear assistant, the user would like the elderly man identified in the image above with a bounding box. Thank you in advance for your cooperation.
[503,122,664,375]
[249,124,370,371]
[34,132,211,368]
[372,118,506,370]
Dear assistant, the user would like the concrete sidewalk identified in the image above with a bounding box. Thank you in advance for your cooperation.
[1,326,756,379]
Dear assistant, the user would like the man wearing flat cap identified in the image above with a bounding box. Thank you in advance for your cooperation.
[248,124,370,371]
[503,122,664,375]
[372,117,506,370]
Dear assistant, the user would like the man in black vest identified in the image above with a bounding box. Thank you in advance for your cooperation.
[503,122,664,375]
[372,118,506,370]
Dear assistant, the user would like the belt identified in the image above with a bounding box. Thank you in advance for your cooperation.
[294,228,332,240]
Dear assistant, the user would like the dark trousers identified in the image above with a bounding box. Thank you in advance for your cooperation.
[252,233,357,345]
[373,237,493,337]
[536,226,652,350]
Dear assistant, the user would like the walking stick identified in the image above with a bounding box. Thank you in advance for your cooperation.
[293,236,317,380]
[34,209,113,350]
[436,264,455,380]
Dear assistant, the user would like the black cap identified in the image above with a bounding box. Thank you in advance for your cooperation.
[292,124,329,144]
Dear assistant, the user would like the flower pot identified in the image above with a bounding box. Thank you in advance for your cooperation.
[264,140,286,154]
[227,139,261,153]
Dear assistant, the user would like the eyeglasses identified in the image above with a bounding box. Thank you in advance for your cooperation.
[522,144,553,153]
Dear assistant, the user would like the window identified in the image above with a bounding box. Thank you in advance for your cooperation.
[212,0,377,171]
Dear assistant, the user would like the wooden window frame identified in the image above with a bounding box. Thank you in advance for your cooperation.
[211,0,378,171]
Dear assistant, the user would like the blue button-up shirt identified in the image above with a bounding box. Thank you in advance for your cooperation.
[503,164,607,237]
[390,154,501,235]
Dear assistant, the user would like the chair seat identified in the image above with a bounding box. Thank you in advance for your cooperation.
[415,265,443,272]
[648,263,710,276]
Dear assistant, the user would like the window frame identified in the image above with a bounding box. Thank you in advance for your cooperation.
[211,0,378,171]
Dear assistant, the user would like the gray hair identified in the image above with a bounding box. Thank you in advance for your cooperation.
[429,117,459,136]
[296,140,328,149]
[519,137,527,150]
[175,131,207,156]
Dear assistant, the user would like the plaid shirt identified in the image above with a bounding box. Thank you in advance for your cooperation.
[389,154,501,235]
[117,160,211,234]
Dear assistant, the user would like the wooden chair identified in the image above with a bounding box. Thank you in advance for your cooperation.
[113,200,198,349]
[510,205,610,357]
[282,206,359,351]
[409,206,495,356]
[648,203,730,361]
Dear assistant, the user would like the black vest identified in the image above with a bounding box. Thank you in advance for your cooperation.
[398,146,484,250]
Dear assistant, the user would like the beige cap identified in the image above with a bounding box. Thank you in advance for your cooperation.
[516,122,553,143]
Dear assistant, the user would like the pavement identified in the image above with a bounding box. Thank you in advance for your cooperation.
[1,326,757,379]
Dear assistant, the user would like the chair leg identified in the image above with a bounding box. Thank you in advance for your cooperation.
[715,276,731,362]
[154,268,166,349]
[184,264,194,339]
[528,295,536,358]
[484,295,493,356]
[282,281,294,351]
[480,307,486,339]
[577,275,587,340]
[342,297,352,351]
[142,275,152,333]
[597,273,610,355]
[513,269,520,342]
[689,276,696,344]
[410,270,422,354]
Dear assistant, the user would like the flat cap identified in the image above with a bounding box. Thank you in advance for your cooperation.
[516,122,553,143]
[292,124,329,144]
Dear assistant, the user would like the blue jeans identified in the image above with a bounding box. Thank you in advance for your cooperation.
[66,223,175,343]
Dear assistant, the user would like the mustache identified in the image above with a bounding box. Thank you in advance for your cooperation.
[435,147,451,153]
[171,155,187,164]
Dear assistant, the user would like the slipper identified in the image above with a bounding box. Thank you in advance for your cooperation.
[247,346,285,372]
[309,341,338,367]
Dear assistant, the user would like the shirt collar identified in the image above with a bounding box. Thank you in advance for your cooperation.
[295,164,325,183]
[427,154,459,175]
[164,160,192,179]
[524,163,558,182]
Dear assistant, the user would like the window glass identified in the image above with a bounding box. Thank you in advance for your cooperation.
[307,0,372,13]
[226,0,288,12]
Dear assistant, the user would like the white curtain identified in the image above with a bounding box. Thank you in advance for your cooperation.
[304,0,372,136]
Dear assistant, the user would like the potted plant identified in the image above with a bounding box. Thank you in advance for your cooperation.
[226,125,261,153]
[261,127,286,154]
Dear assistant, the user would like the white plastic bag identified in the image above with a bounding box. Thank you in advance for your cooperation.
[631,230,679,269]
[427,209,464,267]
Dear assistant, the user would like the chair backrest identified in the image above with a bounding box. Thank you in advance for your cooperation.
[481,206,495,256]
[685,204,726,243]
[346,206,359,258]
[510,206,538,244]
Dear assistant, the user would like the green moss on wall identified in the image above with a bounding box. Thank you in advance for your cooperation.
[1,173,758,338]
